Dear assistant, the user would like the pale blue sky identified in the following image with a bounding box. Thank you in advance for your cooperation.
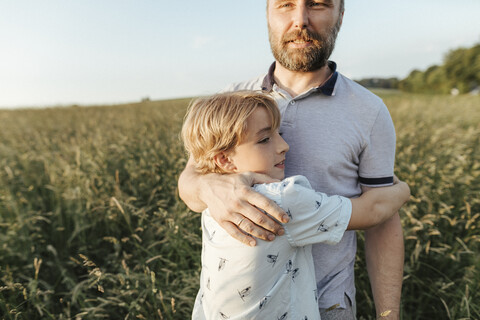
[1,0,479,108]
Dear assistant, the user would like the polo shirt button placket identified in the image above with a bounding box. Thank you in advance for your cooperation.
[282,99,298,129]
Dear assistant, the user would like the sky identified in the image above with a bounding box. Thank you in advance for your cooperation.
[1,0,479,109]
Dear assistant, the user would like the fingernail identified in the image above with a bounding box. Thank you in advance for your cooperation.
[282,215,290,223]
[268,234,275,241]
[249,240,256,247]
[277,228,285,236]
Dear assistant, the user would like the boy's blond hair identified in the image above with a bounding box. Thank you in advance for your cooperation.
[182,91,281,174]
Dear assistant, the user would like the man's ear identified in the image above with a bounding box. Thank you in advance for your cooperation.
[338,8,344,27]
[213,152,237,173]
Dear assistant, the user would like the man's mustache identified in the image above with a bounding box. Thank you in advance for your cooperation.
[282,29,322,44]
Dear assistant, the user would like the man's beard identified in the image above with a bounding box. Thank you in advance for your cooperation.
[268,18,341,72]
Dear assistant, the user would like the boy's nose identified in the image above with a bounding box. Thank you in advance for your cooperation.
[278,135,289,154]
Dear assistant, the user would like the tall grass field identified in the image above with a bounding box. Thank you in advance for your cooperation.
[0,92,479,319]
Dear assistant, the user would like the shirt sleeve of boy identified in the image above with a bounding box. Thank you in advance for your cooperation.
[279,176,352,248]
[358,104,396,187]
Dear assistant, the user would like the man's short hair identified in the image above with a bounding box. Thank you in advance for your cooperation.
[182,91,281,174]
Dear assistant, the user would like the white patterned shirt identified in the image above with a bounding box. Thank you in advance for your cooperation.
[192,175,352,320]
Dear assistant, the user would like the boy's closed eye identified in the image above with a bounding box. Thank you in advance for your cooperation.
[258,137,271,144]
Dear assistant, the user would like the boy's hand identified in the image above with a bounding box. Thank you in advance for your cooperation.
[200,171,290,246]
[393,174,400,184]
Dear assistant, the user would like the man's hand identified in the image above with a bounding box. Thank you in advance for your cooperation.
[200,171,290,246]
[178,159,289,246]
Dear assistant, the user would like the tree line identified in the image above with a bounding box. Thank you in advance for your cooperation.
[356,42,480,94]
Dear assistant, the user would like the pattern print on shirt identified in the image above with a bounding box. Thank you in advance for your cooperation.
[285,259,293,274]
[238,286,252,301]
[267,252,279,267]
[285,208,293,220]
[315,200,322,209]
[278,312,288,320]
[208,230,216,241]
[218,258,227,271]
[219,311,230,319]
[291,267,300,282]
[206,277,211,290]
[317,219,328,232]
[259,295,270,310]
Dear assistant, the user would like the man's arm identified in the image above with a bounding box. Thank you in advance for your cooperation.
[357,101,404,319]
[178,157,289,246]
[362,185,405,320]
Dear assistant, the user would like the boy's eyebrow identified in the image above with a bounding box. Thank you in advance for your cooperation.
[255,126,273,136]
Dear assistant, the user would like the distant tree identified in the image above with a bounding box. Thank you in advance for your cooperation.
[355,77,399,89]
[424,65,449,94]
[400,42,480,94]
[399,69,425,93]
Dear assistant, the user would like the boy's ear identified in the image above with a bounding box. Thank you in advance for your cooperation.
[213,152,237,172]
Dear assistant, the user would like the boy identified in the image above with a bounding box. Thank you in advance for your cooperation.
[181,91,410,320]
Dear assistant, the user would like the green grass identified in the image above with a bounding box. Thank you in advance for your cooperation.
[0,93,479,319]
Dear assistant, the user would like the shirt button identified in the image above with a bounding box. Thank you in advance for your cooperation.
[290,100,296,105]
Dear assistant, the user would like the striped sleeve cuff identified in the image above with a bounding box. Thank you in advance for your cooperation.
[359,176,394,187]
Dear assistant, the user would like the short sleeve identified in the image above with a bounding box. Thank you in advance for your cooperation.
[279,176,352,247]
[358,104,396,187]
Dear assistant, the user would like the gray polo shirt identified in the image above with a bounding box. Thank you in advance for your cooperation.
[223,61,396,309]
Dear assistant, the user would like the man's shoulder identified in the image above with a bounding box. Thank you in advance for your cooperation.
[336,73,384,105]
[334,72,391,119]
[220,74,266,93]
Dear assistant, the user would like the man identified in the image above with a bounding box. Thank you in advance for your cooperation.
[178,0,404,319]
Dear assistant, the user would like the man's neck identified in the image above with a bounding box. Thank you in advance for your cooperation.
[273,63,333,98]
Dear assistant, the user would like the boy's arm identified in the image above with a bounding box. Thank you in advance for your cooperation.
[277,177,409,247]
[348,180,410,230]
[178,157,289,246]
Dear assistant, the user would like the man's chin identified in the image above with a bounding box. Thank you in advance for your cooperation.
[282,62,324,73]
[276,52,325,72]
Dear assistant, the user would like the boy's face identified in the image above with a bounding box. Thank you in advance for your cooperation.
[226,107,289,180]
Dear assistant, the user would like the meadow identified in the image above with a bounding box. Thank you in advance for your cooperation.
[0,92,479,319]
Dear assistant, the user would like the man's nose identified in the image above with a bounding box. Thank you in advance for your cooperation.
[293,3,309,29]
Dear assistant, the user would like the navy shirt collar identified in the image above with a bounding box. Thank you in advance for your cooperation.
[261,61,338,96]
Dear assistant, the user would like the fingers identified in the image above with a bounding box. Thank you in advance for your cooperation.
[237,217,247,226]
[400,181,411,202]
[208,200,282,245]
[221,221,257,247]
[237,183,290,224]
[393,175,400,184]
[221,210,282,247]
[231,200,284,241]
[203,171,291,246]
